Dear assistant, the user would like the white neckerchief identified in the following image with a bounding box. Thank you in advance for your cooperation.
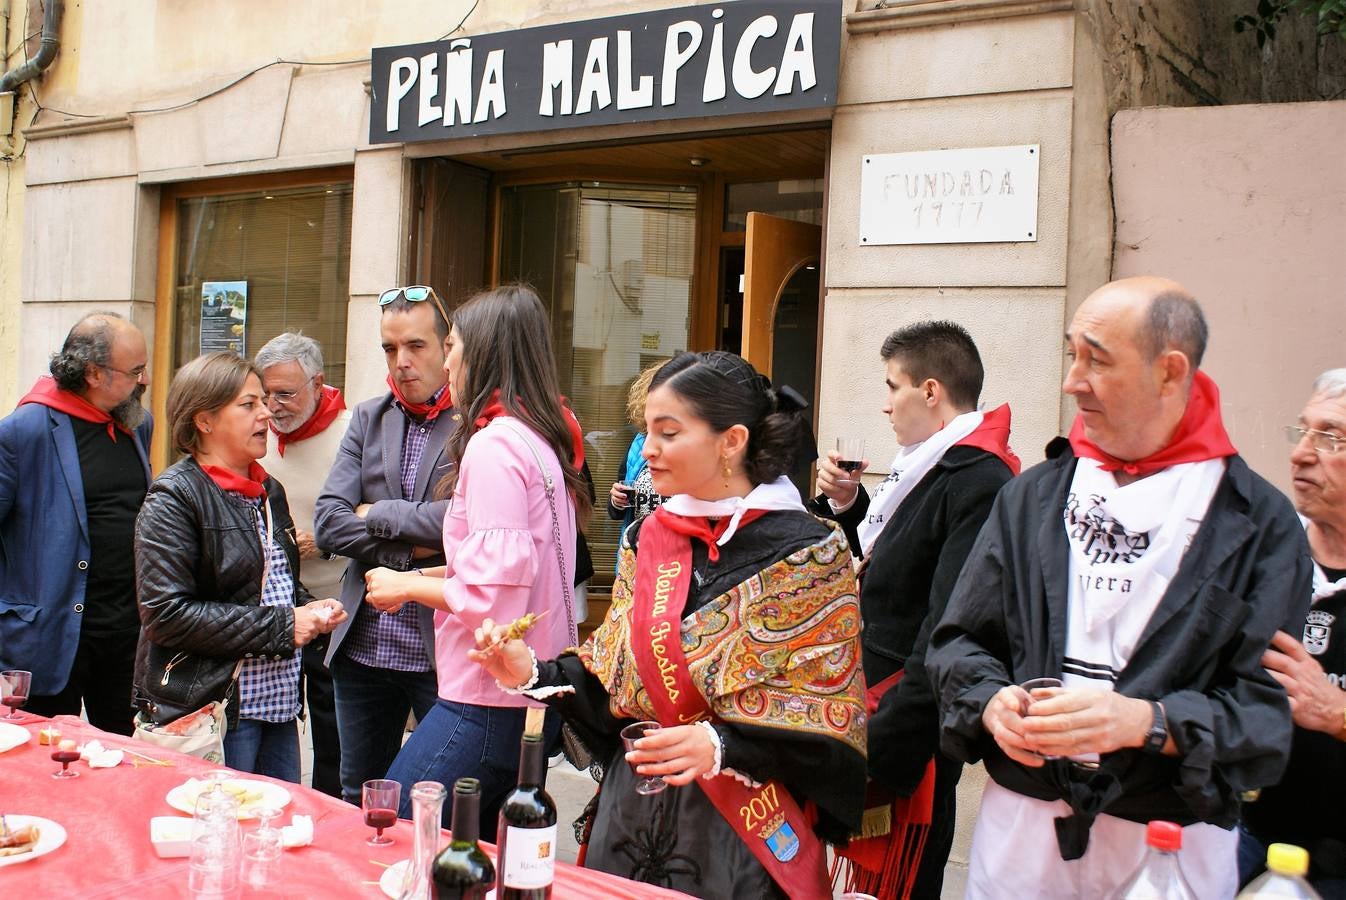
[1304,515,1346,601]
[660,476,804,548]
[855,410,983,557]
[1061,457,1224,763]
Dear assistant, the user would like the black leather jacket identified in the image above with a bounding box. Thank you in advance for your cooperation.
[133,456,311,725]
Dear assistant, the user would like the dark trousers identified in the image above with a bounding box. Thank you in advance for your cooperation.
[27,625,137,735]
[331,652,438,805]
[303,639,342,798]
[910,757,961,900]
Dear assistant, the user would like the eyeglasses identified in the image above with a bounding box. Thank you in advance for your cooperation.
[378,285,450,328]
[101,364,147,382]
[1286,424,1346,455]
[263,376,317,407]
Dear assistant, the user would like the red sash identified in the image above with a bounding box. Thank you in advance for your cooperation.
[628,513,832,900]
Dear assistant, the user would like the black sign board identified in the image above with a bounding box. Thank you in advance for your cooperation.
[370,1,841,145]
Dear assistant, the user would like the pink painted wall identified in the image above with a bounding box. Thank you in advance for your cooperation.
[1111,100,1346,494]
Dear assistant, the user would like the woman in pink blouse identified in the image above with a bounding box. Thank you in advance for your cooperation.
[364,284,591,835]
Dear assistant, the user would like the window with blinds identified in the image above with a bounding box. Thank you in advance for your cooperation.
[171,183,354,387]
[499,182,697,586]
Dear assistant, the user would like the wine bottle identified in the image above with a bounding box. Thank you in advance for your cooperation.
[496,730,558,899]
[432,778,495,900]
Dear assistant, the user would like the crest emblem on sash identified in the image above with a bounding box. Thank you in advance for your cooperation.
[765,819,800,862]
[1305,609,1335,656]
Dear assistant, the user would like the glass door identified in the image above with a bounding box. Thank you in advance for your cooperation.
[498,182,698,585]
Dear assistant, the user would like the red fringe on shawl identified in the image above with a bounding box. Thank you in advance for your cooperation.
[831,670,937,900]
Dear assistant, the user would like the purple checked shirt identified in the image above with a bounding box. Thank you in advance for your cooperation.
[340,388,445,673]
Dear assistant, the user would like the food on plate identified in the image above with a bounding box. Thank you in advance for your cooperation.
[186,778,265,809]
[37,727,60,745]
[0,824,40,858]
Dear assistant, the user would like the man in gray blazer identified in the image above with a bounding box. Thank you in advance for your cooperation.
[314,289,457,804]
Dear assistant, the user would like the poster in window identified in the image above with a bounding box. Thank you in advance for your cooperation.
[200,281,248,356]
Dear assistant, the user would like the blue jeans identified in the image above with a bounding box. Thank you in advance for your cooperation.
[223,718,300,783]
[331,653,439,805]
[385,698,560,843]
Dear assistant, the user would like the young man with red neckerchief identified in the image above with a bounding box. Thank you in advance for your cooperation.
[313,291,458,805]
[928,277,1311,899]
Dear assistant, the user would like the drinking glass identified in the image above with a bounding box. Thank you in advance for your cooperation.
[241,806,284,890]
[363,778,401,845]
[620,721,667,795]
[1019,676,1065,760]
[51,742,81,778]
[1,670,31,720]
[190,790,241,897]
[834,438,866,481]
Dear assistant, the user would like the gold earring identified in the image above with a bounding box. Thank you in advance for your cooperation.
[722,456,732,487]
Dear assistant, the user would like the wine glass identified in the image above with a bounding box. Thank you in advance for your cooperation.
[363,778,401,846]
[241,807,284,889]
[834,438,866,482]
[620,721,667,795]
[1019,677,1065,760]
[1,670,31,720]
[51,740,81,778]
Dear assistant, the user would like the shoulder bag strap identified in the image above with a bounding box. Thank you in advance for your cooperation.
[495,420,579,646]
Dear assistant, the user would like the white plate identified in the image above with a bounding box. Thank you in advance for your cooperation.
[0,815,67,867]
[381,860,496,899]
[165,777,292,820]
[0,721,30,752]
[379,859,409,899]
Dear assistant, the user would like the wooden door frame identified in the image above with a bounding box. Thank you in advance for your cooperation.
[150,166,355,471]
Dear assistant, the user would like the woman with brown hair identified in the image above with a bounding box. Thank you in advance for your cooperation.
[133,351,346,780]
[364,284,590,835]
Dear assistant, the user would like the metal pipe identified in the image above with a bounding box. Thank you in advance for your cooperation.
[0,0,63,94]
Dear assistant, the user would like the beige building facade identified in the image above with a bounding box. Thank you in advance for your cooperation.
[2,0,1341,556]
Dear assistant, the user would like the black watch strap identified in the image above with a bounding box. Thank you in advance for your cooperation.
[1142,700,1168,753]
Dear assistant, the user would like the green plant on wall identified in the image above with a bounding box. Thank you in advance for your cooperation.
[1235,0,1346,47]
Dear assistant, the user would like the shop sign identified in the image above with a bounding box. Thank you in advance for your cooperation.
[858,145,1041,246]
[370,2,840,144]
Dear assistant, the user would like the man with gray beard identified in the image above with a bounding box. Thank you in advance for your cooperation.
[0,312,153,734]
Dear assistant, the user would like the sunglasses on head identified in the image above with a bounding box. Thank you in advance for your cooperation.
[378,285,450,327]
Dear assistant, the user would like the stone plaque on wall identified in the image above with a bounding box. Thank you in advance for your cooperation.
[858,145,1040,246]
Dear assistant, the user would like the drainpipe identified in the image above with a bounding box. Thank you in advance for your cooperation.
[0,0,63,93]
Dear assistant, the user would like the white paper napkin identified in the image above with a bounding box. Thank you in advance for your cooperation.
[280,815,313,848]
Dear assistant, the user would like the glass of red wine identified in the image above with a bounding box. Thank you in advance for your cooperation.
[51,741,81,778]
[1,670,31,720]
[835,438,866,482]
[362,778,400,846]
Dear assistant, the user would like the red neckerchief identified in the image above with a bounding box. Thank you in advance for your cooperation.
[1069,370,1236,477]
[955,403,1022,475]
[386,375,454,422]
[200,461,269,499]
[273,385,346,457]
[651,506,768,563]
[472,390,586,469]
[18,375,130,442]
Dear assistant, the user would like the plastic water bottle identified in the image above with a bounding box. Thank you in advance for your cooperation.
[1112,820,1198,899]
[1237,843,1323,899]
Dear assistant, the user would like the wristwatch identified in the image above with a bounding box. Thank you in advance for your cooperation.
[1142,700,1168,753]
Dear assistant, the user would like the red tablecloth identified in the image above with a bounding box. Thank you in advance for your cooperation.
[1,715,691,899]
